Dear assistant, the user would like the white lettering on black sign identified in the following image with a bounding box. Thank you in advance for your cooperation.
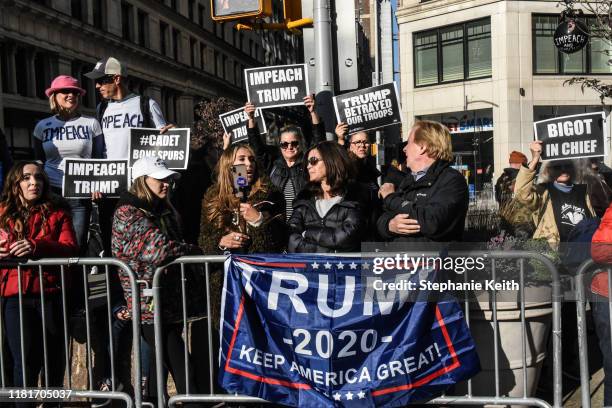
[63,159,128,199]
[245,64,309,109]
[129,128,190,169]
[219,107,267,144]
[333,82,403,134]
[534,112,607,161]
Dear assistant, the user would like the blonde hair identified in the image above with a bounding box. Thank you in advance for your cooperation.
[204,144,267,226]
[48,93,81,115]
[129,176,157,205]
[412,120,453,162]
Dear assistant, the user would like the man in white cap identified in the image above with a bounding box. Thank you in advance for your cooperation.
[85,57,176,254]
[85,57,174,160]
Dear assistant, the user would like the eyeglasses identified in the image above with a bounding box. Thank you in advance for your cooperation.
[95,75,116,85]
[307,157,322,166]
[280,141,300,150]
[56,89,80,96]
[350,140,370,146]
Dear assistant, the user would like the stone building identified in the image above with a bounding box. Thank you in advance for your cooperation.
[0,0,302,158]
[397,0,612,190]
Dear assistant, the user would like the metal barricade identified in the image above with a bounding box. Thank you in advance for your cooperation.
[152,251,562,408]
[0,257,142,408]
[575,259,612,408]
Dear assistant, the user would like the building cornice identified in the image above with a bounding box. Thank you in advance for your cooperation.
[396,0,559,23]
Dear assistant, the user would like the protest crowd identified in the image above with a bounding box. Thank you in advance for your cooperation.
[1,55,612,407]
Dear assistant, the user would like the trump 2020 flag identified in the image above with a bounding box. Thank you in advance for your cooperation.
[219,254,480,407]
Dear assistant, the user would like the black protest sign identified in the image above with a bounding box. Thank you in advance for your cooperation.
[333,82,403,134]
[534,112,607,161]
[245,64,309,109]
[62,159,128,199]
[219,107,267,144]
[129,128,190,169]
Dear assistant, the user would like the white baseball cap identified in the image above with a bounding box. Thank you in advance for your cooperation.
[131,157,180,180]
[85,57,127,79]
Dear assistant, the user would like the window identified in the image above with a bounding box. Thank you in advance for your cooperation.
[467,19,492,78]
[234,62,241,86]
[214,51,220,76]
[71,0,83,20]
[172,28,180,61]
[190,38,197,66]
[189,0,194,20]
[413,17,492,87]
[533,15,612,75]
[198,4,205,27]
[160,21,168,56]
[93,0,105,29]
[200,43,207,71]
[137,10,148,47]
[121,2,133,41]
[222,55,227,79]
[216,22,223,38]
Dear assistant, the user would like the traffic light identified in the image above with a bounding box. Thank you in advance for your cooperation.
[283,1,302,22]
[211,0,273,21]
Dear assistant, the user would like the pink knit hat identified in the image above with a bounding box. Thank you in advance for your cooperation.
[45,75,86,98]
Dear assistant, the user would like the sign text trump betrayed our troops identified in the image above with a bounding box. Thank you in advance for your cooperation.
[129,128,190,169]
[534,112,607,161]
[62,159,128,199]
[219,107,267,144]
[333,82,403,134]
[244,64,309,109]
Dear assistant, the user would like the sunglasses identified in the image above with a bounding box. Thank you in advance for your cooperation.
[95,75,116,85]
[307,157,322,166]
[56,89,80,96]
[280,141,300,150]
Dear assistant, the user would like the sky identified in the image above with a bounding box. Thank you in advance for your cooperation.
[392,0,400,90]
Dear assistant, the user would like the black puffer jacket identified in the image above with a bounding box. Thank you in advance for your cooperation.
[288,185,364,253]
[377,160,468,243]
[247,123,325,194]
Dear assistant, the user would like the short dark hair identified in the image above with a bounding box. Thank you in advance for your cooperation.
[305,141,355,197]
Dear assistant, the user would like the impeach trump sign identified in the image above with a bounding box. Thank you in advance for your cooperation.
[333,82,403,134]
[534,112,607,161]
[62,159,128,199]
[219,107,267,144]
[129,128,190,169]
[220,254,480,408]
[245,64,309,109]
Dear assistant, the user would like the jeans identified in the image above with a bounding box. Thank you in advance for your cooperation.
[67,198,91,252]
[591,292,612,406]
[51,187,91,252]
[3,296,65,408]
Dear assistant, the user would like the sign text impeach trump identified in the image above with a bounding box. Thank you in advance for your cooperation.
[534,112,607,161]
[62,159,128,199]
[245,64,309,109]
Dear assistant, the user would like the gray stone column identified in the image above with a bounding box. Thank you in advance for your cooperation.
[57,56,72,76]
[177,95,194,127]
[4,43,17,95]
[25,49,37,98]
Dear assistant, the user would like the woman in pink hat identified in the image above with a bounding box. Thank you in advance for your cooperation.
[33,75,106,250]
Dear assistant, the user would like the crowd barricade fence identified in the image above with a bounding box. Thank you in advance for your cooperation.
[575,259,612,408]
[0,257,141,408]
[153,251,563,408]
